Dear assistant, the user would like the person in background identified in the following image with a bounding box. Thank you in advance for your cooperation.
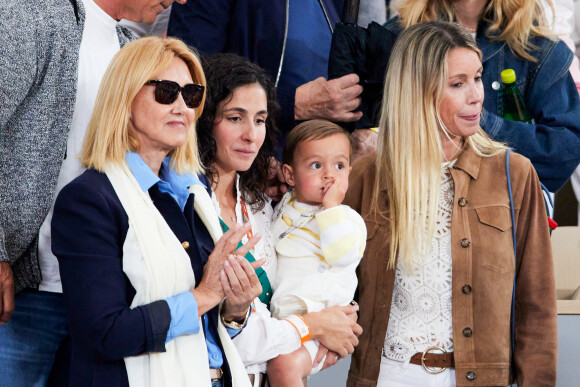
[197,53,362,386]
[121,5,172,37]
[380,0,580,192]
[542,0,580,224]
[167,0,363,145]
[345,20,557,386]
[52,36,260,387]
[267,120,366,386]
[0,0,187,385]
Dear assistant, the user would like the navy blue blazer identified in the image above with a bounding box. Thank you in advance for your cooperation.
[51,169,232,386]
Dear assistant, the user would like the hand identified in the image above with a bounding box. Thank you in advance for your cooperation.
[192,223,261,316]
[302,304,362,358]
[265,157,289,202]
[351,129,378,163]
[312,344,341,370]
[221,255,264,321]
[295,74,363,122]
[0,262,15,324]
[322,178,346,209]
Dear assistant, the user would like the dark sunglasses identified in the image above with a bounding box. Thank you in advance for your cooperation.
[145,80,205,108]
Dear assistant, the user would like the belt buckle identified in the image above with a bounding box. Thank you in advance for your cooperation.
[210,367,223,382]
[421,346,447,374]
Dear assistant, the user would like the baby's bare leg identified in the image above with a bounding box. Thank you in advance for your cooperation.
[267,346,313,387]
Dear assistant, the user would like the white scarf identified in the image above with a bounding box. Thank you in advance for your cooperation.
[104,162,250,387]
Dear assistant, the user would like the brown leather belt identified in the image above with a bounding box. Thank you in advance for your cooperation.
[409,347,454,374]
[210,368,223,381]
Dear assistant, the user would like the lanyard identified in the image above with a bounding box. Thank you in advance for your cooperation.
[240,198,254,241]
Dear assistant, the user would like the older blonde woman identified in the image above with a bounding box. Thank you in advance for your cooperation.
[345,21,556,386]
[51,37,260,387]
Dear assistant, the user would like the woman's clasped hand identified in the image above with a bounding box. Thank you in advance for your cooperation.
[193,222,264,318]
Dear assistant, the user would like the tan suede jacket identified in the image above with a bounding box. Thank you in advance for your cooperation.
[344,148,557,387]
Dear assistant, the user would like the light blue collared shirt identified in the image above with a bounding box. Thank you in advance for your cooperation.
[126,152,241,367]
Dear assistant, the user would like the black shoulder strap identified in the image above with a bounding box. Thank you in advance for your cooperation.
[342,0,360,24]
[68,0,81,24]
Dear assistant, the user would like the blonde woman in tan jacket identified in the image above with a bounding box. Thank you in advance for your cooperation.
[345,21,557,387]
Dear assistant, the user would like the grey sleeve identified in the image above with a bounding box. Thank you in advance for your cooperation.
[0,4,37,263]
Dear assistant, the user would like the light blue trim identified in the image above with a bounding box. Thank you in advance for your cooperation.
[165,292,200,342]
[125,152,204,210]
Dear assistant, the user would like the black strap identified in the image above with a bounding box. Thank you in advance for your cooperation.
[341,0,360,24]
[506,150,517,385]
[68,0,81,24]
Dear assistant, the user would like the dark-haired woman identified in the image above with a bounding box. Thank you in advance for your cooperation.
[198,54,362,384]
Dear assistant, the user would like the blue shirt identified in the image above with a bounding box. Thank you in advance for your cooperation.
[275,0,334,141]
[126,152,240,368]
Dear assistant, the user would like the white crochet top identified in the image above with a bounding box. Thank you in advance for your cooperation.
[383,161,456,361]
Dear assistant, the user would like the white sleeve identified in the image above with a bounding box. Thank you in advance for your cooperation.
[315,205,367,267]
[233,298,301,367]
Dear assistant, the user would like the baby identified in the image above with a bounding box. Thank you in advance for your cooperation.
[267,119,366,385]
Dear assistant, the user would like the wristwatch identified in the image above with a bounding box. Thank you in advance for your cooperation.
[220,305,251,329]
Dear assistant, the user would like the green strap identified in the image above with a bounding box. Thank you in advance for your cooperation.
[219,218,272,308]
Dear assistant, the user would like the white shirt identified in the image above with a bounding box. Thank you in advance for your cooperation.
[37,0,121,292]
[210,176,301,374]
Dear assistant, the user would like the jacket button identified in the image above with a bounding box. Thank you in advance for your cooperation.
[458,197,468,207]
[462,284,472,294]
[460,238,471,248]
[466,371,476,381]
[463,327,473,337]
[182,241,190,250]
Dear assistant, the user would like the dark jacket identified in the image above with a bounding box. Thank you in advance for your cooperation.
[167,0,343,133]
[383,17,580,192]
[51,170,233,386]
[344,149,557,386]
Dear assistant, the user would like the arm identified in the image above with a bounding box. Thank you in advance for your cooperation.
[233,298,302,366]
[316,206,366,267]
[351,129,378,163]
[167,0,234,54]
[482,42,580,191]
[0,3,37,322]
[0,6,36,264]
[302,304,362,357]
[512,162,558,386]
[52,178,176,360]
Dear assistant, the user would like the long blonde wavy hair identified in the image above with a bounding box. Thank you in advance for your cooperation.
[81,37,206,174]
[372,21,507,270]
[396,0,554,62]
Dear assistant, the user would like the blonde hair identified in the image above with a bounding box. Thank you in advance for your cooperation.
[81,37,206,174]
[397,0,554,62]
[373,21,507,270]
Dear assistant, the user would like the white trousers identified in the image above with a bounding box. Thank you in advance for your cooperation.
[377,357,456,387]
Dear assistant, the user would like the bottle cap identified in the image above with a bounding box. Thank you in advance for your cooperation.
[501,69,516,84]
